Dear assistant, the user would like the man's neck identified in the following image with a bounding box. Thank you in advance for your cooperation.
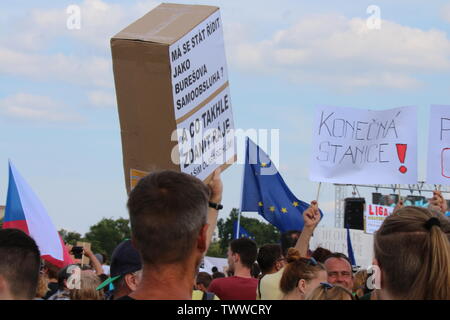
[130,263,195,300]
[232,263,252,278]
[113,286,132,300]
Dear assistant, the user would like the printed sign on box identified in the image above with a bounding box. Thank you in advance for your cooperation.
[310,105,418,184]
[176,87,235,180]
[427,105,450,185]
[169,9,229,121]
[111,4,236,193]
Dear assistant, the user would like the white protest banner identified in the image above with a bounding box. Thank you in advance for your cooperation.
[310,106,418,184]
[170,10,229,120]
[364,204,394,234]
[310,227,374,268]
[427,105,450,185]
[169,9,236,181]
[176,87,235,180]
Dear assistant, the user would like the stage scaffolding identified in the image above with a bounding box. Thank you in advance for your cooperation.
[333,182,450,228]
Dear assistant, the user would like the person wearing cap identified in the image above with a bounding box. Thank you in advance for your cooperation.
[96,240,142,300]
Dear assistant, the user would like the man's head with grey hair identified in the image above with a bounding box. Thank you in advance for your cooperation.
[127,170,210,267]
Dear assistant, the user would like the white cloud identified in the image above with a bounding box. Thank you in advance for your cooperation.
[0,0,160,88]
[88,90,116,108]
[442,5,450,24]
[227,14,450,90]
[0,93,83,123]
[3,0,159,51]
[0,47,112,88]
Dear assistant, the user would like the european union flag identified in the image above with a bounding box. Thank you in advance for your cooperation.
[233,220,255,240]
[240,138,322,232]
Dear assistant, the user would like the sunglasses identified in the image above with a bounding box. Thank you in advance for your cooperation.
[306,257,318,266]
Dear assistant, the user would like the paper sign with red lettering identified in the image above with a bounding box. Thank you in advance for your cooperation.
[310,106,418,184]
[364,204,394,234]
[427,105,450,185]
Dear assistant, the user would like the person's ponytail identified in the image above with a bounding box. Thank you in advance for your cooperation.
[427,224,450,299]
[375,207,450,300]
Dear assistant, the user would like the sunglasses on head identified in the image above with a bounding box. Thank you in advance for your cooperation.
[320,282,334,289]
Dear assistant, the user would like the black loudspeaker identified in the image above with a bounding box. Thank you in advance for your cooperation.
[344,198,366,230]
[372,193,382,205]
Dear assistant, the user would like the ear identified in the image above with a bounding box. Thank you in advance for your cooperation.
[297,279,307,294]
[197,224,209,253]
[124,273,139,291]
[372,258,383,290]
[233,252,240,264]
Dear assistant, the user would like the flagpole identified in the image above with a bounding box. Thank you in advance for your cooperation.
[316,182,322,203]
[236,138,250,239]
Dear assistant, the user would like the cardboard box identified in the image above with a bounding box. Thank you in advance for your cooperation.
[111,3,236,193]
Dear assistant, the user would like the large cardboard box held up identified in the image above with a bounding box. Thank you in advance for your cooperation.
[111,3,236,193]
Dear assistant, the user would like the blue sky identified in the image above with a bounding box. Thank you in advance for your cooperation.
[1,0,450,234]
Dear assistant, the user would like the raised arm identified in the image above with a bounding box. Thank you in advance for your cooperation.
[83,246,104,275]
[294,201,321,257]
[206,168,223,251]
[429,190,448,214]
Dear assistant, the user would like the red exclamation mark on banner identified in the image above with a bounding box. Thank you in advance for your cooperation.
[396,144,407,174]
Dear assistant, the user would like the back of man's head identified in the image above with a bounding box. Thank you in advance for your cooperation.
[0,229,41,299]
[44,260,60,280]
[127,171,210,266]
[257,244,282,274]
[196,272,212,291]
[280,230,301,257]
[230,238,258,269]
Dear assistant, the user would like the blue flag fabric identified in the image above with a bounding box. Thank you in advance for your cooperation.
[233,220,255,240]
[240,138,322,232]
[346,224,356,266]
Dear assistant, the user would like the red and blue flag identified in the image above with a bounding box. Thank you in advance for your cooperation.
[3,161,73,268]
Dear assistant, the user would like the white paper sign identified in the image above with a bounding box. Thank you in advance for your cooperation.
[199,256,228,274]
[310,227,374,268]
[176,87,235,181]
[310,106,418,184]
[169,10,228,120]
[364,204,394,234]
[427,105,450,185]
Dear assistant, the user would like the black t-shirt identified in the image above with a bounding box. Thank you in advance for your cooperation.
[44,282,59,300]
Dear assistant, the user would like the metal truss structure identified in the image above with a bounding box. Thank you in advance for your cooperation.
[333,182,450,228]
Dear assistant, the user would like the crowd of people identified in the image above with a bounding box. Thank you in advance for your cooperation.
[0,169,449,300]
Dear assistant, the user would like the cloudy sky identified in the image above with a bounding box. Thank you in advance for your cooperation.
[1,0,450,234]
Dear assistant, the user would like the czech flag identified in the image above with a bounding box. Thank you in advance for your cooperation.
[3,161,73,268]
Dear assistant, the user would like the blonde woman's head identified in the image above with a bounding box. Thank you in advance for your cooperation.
[280,248,327,299]
[306,282,355,300]
[70,270,104,300]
